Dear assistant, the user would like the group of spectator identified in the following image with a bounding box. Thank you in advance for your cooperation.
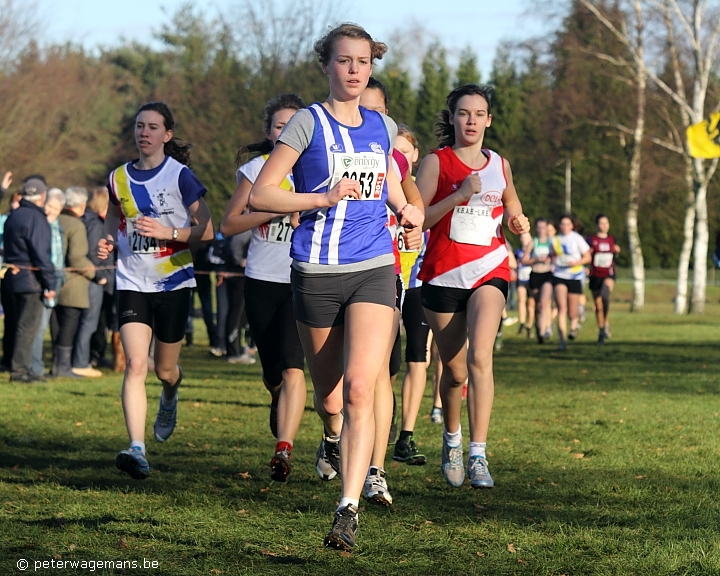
[0,172,124,383]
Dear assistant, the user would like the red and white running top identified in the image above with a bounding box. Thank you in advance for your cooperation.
[419,147,509,289]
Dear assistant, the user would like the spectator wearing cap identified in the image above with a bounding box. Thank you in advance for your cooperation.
[2,177,56,382]
[52,186,96,378]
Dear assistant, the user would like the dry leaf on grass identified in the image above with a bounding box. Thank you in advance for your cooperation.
[117,538,127,549]
[210,570,221,574]
[573,453,585,459]
[476,552,485,557]
[75,422,84,427]
[237,472,252,479]
[340,551,352,558]
[260,487,270,493]
[261,550,277,557]
[507,543,516,553]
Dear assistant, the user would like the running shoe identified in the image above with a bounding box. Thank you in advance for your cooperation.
[517,323,526,335]
[430,406,443,424]
[269,398,278,439]
[315,436,340,481]
[468,455,494,489]
[597,328,607,345]
[441,437,465,487]
[227,353,256,365]
[209,347,224,357]
[270,447,292,482]
[502,317,518,327]
[363,466,393,506]
[393,435,427,465]
[526,325,534,339]
[154,367,182,442]
[605,323,612,338]
[494,333,503,351]
[116,447,150,480]
[324,504,358,551]
[557,338,568,351]
[568,329,578,340]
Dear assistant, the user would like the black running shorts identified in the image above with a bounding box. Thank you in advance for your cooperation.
[421,278,509,314]
[118,288,191,344]
[552,276,583,295]
[291,265,397,328]
[402,287,430,363]
[589,275,615,293]
[244,277,305,387]
[529,271,554,292]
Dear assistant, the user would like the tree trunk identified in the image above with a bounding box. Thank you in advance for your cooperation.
[690,158,708,313]
[675,159,695,314]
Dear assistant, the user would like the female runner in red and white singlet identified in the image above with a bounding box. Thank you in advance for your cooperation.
[416,84,529,489]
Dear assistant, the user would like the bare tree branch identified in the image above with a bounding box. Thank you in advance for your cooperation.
[0,0,39,72]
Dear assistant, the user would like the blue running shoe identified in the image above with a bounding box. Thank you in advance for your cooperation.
[468,456,494,489]
[154,367,182,442]
[116,447,150,480]
[441,437,465,487]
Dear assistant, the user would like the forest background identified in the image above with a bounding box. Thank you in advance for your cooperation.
[0,0,718,302]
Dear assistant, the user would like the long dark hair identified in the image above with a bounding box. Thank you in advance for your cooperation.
[435,84,494,148]
[235,93,306,166]
[136,102,192,166]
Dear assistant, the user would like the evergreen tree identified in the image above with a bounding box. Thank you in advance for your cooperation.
[454,47,480,87]
[414,42,451,152]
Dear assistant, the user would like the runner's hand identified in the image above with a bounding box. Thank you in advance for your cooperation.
[326,178,360,205]
[402,225,422,251]
[135,215,171,240]
[509,213,530,235]
[1,171,12,190]
[455,174,481,203]
[397,204,424,230]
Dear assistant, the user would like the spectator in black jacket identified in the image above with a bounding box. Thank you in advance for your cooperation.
[3,177,57,382]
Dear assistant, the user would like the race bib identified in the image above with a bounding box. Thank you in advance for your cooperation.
[266,215,293,244]
[449,205,495,246]
[518,267,531,282]
[593,252,614,268]
[127,219,165,254]
[397,229,420,253]
[329,152,386,200]
[555,254,572,268]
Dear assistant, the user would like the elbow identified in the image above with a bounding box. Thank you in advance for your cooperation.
[219,221,230,239]
[202,221,216,243]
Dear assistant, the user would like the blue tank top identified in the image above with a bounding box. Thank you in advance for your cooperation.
[290,103,393,266]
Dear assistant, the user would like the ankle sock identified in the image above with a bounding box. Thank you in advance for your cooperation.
[444,426,462,448]
[275,441,292,453]
[130,441,146,455]
[469,442,487,458]
[338,497,359,513]
[326,434,340,443]
[398,430,413,444]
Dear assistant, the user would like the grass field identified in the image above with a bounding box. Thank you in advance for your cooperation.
[1,282,720,575]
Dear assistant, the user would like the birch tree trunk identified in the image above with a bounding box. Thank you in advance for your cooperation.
[690,160,709,313]
[674,159,695,313]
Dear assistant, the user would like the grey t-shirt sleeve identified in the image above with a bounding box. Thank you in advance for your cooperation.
[277,109,315,154]
[380,113,398,150]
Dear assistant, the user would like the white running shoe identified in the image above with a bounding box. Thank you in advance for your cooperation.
[441,437,465,487]
[363,467,393,506]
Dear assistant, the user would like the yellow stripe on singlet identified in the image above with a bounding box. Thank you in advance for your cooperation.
[114,167,140,219]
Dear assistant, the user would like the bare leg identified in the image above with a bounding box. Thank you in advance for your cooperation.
[154,339,182,400]
[465,286,505,443]
[554,283,569,341]
[276,368,307,444]
[119,323,153,443]
[517,285,527,326]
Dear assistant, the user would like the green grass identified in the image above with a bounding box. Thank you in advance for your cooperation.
[1,283,720,575]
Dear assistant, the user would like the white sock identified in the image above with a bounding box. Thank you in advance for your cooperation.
[469,442,486,458]
[444,425,462,448]
[326,434,340,443]
[130,441,146,455]
[337,497,359,512]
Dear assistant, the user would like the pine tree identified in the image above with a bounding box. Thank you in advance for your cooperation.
[454,47,480,87]
[414,42,451,152]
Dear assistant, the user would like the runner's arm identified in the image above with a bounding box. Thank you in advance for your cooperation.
[220,175,281,237]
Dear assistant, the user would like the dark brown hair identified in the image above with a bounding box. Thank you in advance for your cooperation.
[314,23,387,66]
[435,84,494,148]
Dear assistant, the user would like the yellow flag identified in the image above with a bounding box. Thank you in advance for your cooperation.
[687,112,720,158]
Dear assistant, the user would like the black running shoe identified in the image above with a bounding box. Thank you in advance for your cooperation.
[324,504,358,551]
[392,435,427,466]
[269,398,278,439]
[315,436,341,481]
[568,329,578,340]
[270,447,291,482]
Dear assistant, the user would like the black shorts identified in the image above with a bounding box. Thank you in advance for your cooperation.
[421,278,509,314]
[118,288,191,344]
[529,271,553,291]
[291,265,396,328]
[395,275,405,310]
[389,329,401,377]
[402,287,430,363]
[552,277,583,295]
[589,275,615,293]
[244,277,305,387]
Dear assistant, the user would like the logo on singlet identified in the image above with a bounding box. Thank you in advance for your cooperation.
[480,191,503,206]
[369,142,384,154]
[329,143,345,153]
[157,193,167,207]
